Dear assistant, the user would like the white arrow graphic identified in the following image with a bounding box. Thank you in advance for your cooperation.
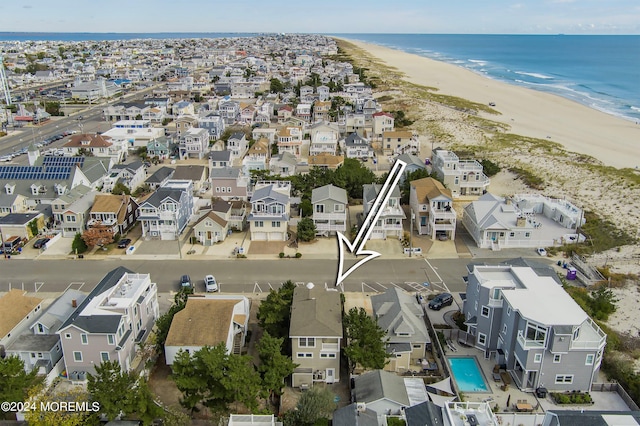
[335,159,407,285]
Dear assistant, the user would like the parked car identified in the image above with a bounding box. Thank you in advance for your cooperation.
[117,238,132,248]
[204,275,218,292]
[33,238,50,249]
[536,247,547,256]
[428,293,454,311]
[180,274,192,290]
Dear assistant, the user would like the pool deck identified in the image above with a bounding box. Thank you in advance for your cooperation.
[448,355,492,393]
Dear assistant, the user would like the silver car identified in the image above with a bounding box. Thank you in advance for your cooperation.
[204,275,218,292]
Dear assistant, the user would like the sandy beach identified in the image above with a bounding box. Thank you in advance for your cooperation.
[346,40,640,169]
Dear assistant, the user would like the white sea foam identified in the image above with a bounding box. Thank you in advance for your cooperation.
[514,71,554,80]
[468,59,487,65]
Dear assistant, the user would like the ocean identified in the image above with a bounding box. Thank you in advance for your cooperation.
[1,32,638,122]
[332,34,640,122]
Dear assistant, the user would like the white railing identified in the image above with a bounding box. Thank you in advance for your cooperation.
[322,343,339,351]
[315,224,347,232]
[460,176,490,187]
[488,298,503,308]
[517,334,544,349]
[432,211,457,221]
[314,212,347,221]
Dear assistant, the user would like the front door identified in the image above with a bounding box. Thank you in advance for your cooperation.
[326,368,335,384]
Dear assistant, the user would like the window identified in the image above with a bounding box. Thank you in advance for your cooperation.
[525,323,547,344]
[66,215,77,222]
[534,353,542,363]
[553,354,562,363]
[81,334,88,345]
[37,352,43,358]
[227,187,232,192]
[478,333,487,346]
[296,353,313,358]
[586,354,595,365]
[555,375,573,384]
[31,353,36,358]
[509,232,515,237]
[315,204,324,213]
[573,327,580,341]
[502,324,507,334]
[525,232,531,238]
[320,353,337,358]
[413,344,422,349]
[107,335,115,345]
[73,351,83,362]
[65,333,72,339]
[215,187,220,192]
[507,306,512,316]
[255,221,263,227]
[481,306,490,318]
[299,338,315,348]
[55,345,60,352]
[272,221,281,227]
[334,204,344,212]
[100,352,110,362]
[37,324,44,333]
[134,306,137,316]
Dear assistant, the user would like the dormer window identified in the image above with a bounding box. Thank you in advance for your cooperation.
[81,139,91,145]
[31,184,39,195]
[5,184,14,195]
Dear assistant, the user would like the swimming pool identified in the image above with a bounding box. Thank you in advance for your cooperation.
[447,356,490,393]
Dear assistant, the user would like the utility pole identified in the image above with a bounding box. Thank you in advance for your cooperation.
[409,212,414,257]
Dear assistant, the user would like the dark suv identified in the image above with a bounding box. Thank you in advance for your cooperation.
[428,293,454,310]
[180,275,193,290]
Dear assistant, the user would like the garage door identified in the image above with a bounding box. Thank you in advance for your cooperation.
[252,232,267,241]
[269,232,284,241]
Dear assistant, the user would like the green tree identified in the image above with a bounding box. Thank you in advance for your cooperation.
[297,217,316,242]
[135,378,165,425]
[335,158,377,199]
[171,347,218,413]
[257,280,296,340]
[270,78,285,93]
[87,360,138,421]
[285,386,336,426]
[24,383,95,426]
[257,332,297,404]
[221,354,262,412]
[343,307,389,373]
[299,198,313,217]
[400,168,431,203]
[0,356,43,420]
[589,286,618,320]
[72,232,88,254]
[112,182,131,195]
[44,101,63,116]
[154,290,189,353]
[480,159,501,177]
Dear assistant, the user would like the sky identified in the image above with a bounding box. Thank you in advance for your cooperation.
[1,0,639,34]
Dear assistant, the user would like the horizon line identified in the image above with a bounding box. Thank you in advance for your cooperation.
[1,31,639,36]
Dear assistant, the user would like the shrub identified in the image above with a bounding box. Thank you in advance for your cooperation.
[279,252,285,258]
[295,252,302,258]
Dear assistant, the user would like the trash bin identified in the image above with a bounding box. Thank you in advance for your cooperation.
[566,267,577,280]
[78,254,84,259]
[536,387,548,398]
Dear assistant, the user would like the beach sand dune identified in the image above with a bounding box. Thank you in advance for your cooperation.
[347,40,640,169]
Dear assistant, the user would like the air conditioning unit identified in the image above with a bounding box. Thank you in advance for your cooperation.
[356,402,366,413]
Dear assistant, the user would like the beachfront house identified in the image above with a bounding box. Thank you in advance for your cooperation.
[269,152,297,177]
[362,184,404,239]
[382,130,420,157]
[311,184,348,236]
[462,263,606,392]
[409,177,456,240]
[372,112,395,140]
[290,284,342,388]
[462,193,584,250]
[342,132,373,160]
[432,149,490,197]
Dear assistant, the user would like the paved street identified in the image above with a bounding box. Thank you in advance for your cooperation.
[0,256,554,296]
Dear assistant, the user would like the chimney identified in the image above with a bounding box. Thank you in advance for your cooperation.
[516,217,527,227]
[71,299,77,308]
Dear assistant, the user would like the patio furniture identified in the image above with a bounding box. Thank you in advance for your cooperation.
[516,402,533,412]
[492,372,502,382]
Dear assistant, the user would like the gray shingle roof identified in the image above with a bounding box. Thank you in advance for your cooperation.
[354,370,410,406]
[371,288,431,345]
[332,403,379,426]
[139,188,184,208]
[145,166,174,183]
[6,334,61,352]
[311,184,348,204]
[0,212,43,225]
[31,289,87,333]
[344,132,368,147]
[251,184,289,204]
[289,286,342,337]
[405,401,444,426]
[210,168,241,179]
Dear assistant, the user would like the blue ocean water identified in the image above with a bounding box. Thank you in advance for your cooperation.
[332,34,640,122]
[2,32,638,121]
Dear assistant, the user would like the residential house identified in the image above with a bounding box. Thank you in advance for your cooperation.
[317,85,330,101]
[362,184,405,239]
[313,100,331,122]
[252,128,277,146]
[174,115,198,137]
[0,212,45,241]
[51,185,98,237]
[311,184,348,236]
[371,288,431,373]
[0,290,44,356]
[57,267,160,378]
[193,210,229,245]
[227,132,249,162]
[308,153,344,170]
[146,138,171,160]
[145,166,175,190]
[269,152,297,177]
[343,113,368,136]
[462,193,583,249]
[198,112,226,141]
[248,181,291,241]
[277,105,293,123]
[295,103,312,122]
[101,120,164,150]
[352,370,429,425]
[101,161,146,193]
[179,127,209,160]
[342,132,372,160]
[172,165,208,193]
[62,134,117,159]
[71,78,120,101]
[290,284,342,388]
[309,127,338,156]
[382,131,419,156]
[103,101,151,122]
[209,150,232,169]
[137,180,194,240]
[7,289,87,374]
[165,295,250,364]
[372,112,395,140]
[432,149,490,197]
[242,138,269,173]
[239,103,256,124]
[87,194,139,236]
[210,167,251,201]
[0,192,29,216]
[172,100,195,116]
[462,263,606,392]
[332,403,378,426]
[219,100,240,124]
[276,126,303,158]
[409,177,456,240]
[395,153,427,182]
[142,106,166,123]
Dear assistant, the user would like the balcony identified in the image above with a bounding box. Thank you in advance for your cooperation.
[570,318,607,350]
[517,333,545,349]
[432,210,457,221]
[314,212,347,221]
[488,298,503,308]
[315,223,347,232]
[322,342,339,351]
[460,175,490,188]
[87,217,117,227]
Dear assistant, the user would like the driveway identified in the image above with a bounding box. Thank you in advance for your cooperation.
[135,240,180,255]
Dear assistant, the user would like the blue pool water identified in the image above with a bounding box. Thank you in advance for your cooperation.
[447,357,489,393]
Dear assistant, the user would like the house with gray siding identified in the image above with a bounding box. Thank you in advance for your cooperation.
[57,267,159,379]
[137,180,194,240]
[362,184,404,239]
[431,149,490,197]
[311,184,348,236]
[462,263,606,392]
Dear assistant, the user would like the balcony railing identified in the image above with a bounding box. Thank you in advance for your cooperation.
[488,298,503,308]
[432,210,457,221]
[322,343,339,351]
[314,212,347,221]
[315,224,347,231]
[517,334,545,349]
